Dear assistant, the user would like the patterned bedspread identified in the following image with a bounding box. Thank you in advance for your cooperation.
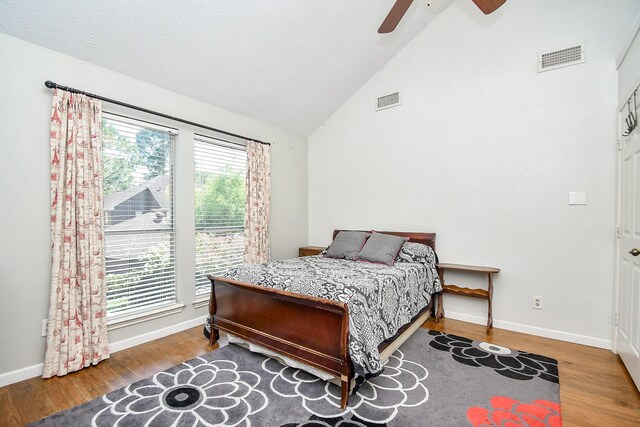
[220,252,441,377]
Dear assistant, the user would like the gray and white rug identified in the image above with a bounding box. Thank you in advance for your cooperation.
[32,329,562,426]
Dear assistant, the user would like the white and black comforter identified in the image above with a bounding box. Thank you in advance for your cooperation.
[219,252,441,377]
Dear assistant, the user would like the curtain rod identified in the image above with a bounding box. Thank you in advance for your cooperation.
[44,80,271,146]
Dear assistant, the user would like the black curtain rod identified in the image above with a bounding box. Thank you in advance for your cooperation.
[44,80,271,146]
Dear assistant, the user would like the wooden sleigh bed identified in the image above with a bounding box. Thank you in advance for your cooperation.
[207,230,438,409]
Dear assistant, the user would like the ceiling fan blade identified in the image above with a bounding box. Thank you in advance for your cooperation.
[472,0,506,15]
[378,0,414,34]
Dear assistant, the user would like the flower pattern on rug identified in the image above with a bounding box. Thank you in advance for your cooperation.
[263,350,429,424]
[92,356,267,426]
[428,331,559,383]
[282,414,385,427]
[467,396,562,427]
[33,329,563,426]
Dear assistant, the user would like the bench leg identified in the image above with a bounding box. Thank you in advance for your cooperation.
[436,268,445,323]
[486,300,493,332]
[436,292,445,320]
[486,273,493,332]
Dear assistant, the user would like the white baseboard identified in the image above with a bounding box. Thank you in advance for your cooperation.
[0,315,208,388]
[109,315,207,353]
[444,311,612,350]
[0,363,45,388]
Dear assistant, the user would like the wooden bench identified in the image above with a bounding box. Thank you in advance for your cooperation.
[436,263,500,332]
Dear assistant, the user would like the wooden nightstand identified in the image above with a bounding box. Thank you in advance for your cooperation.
[298,246,325,257]
[436,263,500,332]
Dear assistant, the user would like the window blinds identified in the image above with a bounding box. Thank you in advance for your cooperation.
[194,135,246,295]
[102,114,177,316]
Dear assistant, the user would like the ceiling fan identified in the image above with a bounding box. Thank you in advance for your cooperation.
[378,0,506,33]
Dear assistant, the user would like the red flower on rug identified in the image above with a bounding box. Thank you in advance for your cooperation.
[467,396,562,427]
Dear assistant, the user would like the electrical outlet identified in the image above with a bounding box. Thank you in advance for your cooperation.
[41,319,48,337]
[532,295,543,310]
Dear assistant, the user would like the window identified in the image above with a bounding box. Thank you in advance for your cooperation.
[102,114,177,317]
[194,135,246,295]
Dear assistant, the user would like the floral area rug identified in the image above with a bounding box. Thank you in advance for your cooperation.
[31,329,561,426]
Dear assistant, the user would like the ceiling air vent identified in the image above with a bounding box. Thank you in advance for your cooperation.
[538,42,585,73]
[376,92,400,111]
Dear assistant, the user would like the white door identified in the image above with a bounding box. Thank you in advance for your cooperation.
[617,109,640,390]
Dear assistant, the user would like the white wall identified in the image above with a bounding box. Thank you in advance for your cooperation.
[0,33,308,378]
[309,0,640,347]
[618,15,640,107]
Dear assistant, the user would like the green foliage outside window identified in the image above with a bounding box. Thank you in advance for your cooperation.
[135,128,171,180]
[102,122,171,193]
[103,122,137,193]
[106,241,174,314]
[195,166,245,230]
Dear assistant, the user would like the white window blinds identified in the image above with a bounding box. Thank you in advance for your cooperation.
[194,135,246,295]
[102,114,177,317]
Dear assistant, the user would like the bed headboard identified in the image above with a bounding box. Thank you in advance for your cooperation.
[332,230,436,251]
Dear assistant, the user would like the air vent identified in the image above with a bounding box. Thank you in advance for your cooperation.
[538,42,585,72]
[376,92,400,111]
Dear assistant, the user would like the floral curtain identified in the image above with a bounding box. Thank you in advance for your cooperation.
[244,141,271,264]
[43,89,110,378]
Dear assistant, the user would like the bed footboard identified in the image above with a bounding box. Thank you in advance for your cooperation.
[208,276,353,408]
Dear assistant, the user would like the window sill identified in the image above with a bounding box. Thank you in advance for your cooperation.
[107,303,186,331]
[192,294,209,309]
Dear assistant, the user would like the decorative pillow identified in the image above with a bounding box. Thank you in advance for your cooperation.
[356,231,409,266]
[395,241,436,265]
[324,231,370,260]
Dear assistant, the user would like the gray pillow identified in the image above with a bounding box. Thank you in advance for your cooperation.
[356,232,409,265]
[395,242,433,264]
[325,231,370,260]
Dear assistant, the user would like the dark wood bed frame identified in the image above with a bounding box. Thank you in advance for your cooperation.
[208,230,437,409]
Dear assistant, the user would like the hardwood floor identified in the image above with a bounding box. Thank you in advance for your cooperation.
[1,319,638,426]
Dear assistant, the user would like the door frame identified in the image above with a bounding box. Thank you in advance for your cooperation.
[613,106,621,354]
[614,77,640,355]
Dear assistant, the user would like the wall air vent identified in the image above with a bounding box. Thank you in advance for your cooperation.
[538,42,585,72]
[376,92,401,111]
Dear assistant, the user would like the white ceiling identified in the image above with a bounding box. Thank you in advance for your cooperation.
[0,0,454,135]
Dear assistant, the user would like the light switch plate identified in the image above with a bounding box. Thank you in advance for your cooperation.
[568,191,587,205]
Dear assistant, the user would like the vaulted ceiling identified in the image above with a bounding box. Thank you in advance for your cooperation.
[0,0,456,135]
